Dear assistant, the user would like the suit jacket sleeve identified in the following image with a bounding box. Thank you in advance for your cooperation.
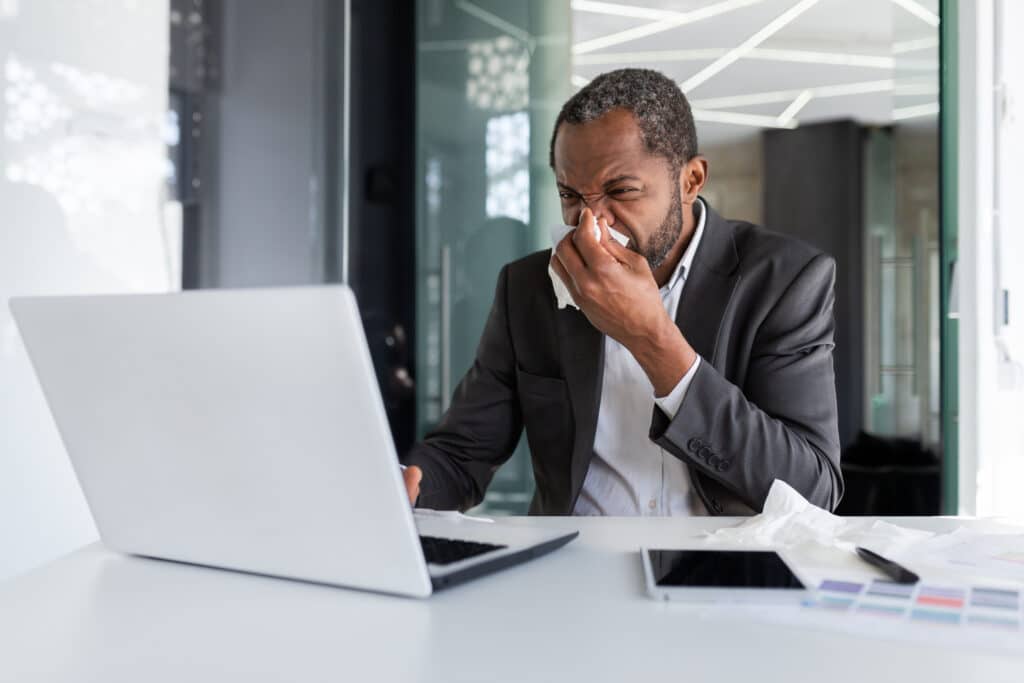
[401,265,522,510]
[650,252,843,512]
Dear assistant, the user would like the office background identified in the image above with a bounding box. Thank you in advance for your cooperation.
[1,0,1022,581]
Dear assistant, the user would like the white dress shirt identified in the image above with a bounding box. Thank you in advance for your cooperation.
[573,199,708,516]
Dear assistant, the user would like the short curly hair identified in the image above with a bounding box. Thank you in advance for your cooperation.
[549,68,698,171]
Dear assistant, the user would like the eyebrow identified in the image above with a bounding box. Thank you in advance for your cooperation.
[557,175,642,193]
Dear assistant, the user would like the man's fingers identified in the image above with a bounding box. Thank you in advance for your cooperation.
[573,212,614,269]
[550,252,581,296]
[577,207,596,236]
[555,231,587,279]
[403,465,422,505]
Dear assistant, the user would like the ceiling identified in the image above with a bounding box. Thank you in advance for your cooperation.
[570,0,940,147]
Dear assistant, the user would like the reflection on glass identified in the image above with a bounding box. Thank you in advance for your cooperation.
[3,53,172,290]
[485,112,529,223]
[417,1,570,513]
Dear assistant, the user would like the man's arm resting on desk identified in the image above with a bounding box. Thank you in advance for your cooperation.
[650,253,843,512]
[401,265,523,511]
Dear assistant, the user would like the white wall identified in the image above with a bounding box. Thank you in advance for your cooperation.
[982,0,1024,518]
[0,0,170,580]
[957,0,1024,519]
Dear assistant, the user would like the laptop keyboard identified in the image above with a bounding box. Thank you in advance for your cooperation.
[419,535,507,565]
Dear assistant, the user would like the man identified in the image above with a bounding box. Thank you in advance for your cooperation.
[401,68,842,516]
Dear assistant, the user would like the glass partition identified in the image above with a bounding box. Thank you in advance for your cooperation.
[416,1,570,512]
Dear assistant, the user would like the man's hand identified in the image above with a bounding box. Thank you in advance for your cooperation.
[403,465,422,505]
[550,208,697,396]
[551,208,666,347]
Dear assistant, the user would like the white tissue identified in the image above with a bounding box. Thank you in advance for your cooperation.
[705,480,934,556]
[548,217,630,310]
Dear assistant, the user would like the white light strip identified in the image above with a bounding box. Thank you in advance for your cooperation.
[894,81,940,96]
[777,90,813,126]
[890,0,940,28]
[572,0,765,55]
[691,89,804,109]
[750,48,892,68]
[575,46,894,69]
[574,48,727,65]
[690,79,895,109]
[455,0,532,44]
[570,0,679,21]
[812,79,899,98]
[892,36,939,54]
[571,74,591,89]
[692,108,799,129]
[892,101,940,120]
[680,0,821,93]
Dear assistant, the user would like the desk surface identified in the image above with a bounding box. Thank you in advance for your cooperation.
[2,516,1021,682]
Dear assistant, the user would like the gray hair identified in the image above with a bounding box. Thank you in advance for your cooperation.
[549,68,698,171]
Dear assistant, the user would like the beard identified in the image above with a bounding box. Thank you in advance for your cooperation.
[631,181,683,271]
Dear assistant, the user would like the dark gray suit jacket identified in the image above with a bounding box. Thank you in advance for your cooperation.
[403,202,843,516]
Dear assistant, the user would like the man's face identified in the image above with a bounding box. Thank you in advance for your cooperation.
[553,108,683,270]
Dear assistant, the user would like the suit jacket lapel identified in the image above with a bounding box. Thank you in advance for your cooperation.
[675,200,741,365]
[556,306,604,509]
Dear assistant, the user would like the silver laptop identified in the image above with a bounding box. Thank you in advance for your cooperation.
[10,285,576,598]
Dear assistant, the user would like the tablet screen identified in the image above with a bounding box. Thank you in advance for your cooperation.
[647,549,806,589]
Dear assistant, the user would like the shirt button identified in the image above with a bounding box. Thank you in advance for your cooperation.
[648,499,657,510]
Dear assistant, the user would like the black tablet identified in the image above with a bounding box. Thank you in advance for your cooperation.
[641,548,810,602]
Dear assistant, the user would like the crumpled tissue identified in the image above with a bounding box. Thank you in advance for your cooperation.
[548,218,630,310]
[705,479,934,557]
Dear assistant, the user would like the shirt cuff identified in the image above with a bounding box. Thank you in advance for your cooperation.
[654,356,701,419]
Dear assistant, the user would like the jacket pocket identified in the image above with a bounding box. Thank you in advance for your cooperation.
[516,367,568,400]
[515,367,572,497]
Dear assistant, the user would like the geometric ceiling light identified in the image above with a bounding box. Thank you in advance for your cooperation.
[776,89,813,127]
[889,0,940,28]
[690,108,799,129]
[679,0,821,93]
[690,79,898,109]
[892,36,940,53]
[576,46,899,70]
[892,102,940,120]
[572,0,766,55]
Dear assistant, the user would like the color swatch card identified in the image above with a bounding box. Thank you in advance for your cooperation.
[812,579,1021,628]
[789,579,1024,654]
[701,578,1024,655]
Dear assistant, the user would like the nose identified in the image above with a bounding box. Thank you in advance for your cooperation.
[580,193,615,227]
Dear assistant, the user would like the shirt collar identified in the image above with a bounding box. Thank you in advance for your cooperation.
[663,197,706,293]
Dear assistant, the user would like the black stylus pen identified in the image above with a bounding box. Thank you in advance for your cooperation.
[856,546,920,584]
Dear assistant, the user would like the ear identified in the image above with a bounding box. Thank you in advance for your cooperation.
[680,156,708,203]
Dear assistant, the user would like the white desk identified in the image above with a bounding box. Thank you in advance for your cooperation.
[1,516,1021,682]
